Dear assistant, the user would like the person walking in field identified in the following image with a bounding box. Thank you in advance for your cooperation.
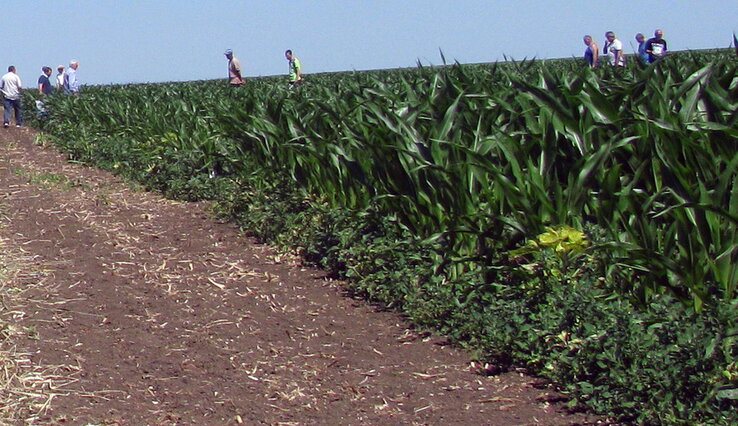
[603,31,625,67]
[635,33,649,64]
[224,49,244,87]
[36,66,53,119]
[55,65,65,91]
[285,49,302,87]
[63,60,80,94]
[38,66,53,95]
[645,29,668,63]
[583,35,599,67]
[0,66,23,128]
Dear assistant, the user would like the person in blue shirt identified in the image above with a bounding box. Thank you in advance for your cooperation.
[36,66,53,119]
[63,60,80,94]
[38,66,53,95]
[635,33,649,64]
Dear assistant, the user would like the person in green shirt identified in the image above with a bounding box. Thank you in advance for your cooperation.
[285,49,302,87]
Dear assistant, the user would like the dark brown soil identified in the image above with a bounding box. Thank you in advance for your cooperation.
[0,128,602,425]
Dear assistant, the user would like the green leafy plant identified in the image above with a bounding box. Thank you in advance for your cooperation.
[30,49,738,423]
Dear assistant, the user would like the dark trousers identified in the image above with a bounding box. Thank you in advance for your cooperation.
[3,98,22,126]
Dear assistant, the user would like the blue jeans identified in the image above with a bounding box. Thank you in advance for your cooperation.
[3,98,22,126]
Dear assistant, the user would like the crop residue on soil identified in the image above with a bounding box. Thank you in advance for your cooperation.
[0,128,599,424]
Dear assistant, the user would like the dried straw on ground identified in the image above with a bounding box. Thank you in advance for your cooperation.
[0,222,79,423]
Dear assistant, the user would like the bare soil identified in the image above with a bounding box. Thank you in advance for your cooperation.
[0,128,602,425]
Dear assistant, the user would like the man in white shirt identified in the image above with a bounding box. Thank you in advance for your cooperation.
[64,60,80,94]
[603,31,625,67]
[0,65,23,127]
[56,65,65,91]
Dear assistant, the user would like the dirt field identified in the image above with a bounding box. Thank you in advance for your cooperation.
[0,128,601,424]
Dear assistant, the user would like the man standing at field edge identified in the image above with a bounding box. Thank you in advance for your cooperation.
[645,29,668,63]
[603,31,625,67]
[225,49,244,87]
[285,49,302,87]
[635,33,649,64]
[55,65,65,91]
[63,60,80,94]
[38,66,53,95]
[0,66,23,128]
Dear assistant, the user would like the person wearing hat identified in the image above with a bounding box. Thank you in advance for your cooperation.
[55,65,65,91]
[224,49,244,87]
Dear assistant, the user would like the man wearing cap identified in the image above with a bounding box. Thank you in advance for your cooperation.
[55,65,65,91]
[225,49,244,87]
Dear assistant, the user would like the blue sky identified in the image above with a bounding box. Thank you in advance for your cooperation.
[4,1,737,86]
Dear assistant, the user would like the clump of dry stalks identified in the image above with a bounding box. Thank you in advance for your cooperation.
[0,230,76,423]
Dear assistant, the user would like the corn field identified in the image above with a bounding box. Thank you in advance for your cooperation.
[36,49,738,309]
[24,49,738,422]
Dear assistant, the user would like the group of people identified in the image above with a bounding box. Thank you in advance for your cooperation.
[0,60,81,128]
[39,62,81,95]
[584,29,668,67]
[1,47,301,129]
[224,49,302,88]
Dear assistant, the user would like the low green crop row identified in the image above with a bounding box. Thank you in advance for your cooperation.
[22,49,738,423]
[212,170,737,424]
